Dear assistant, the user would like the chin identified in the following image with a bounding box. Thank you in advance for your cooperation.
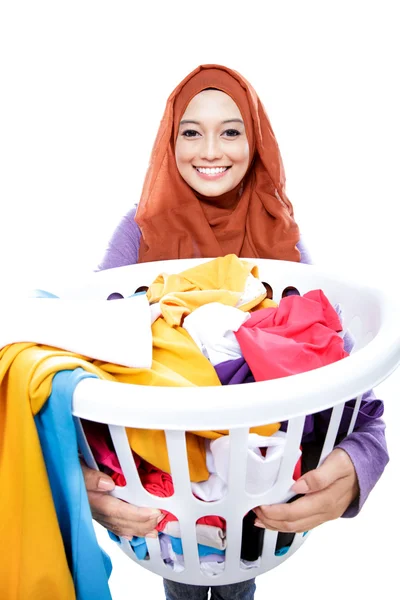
[192,182,231,197]
[201,189,229,197]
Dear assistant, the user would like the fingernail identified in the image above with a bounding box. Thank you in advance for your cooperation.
[145,531,158,539]
[149,509,161,518]
[291,479,310,494]
[156,514,165,524]
[122,535,132,541]
[98,478,115,491]
[254,520,266,529]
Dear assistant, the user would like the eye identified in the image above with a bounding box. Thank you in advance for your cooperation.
[223,129,241,137]
[182,129,201,138]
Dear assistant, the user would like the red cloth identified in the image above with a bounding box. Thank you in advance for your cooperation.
[235,289,348,382]
[138,461,226,531]
[293,451,302,481]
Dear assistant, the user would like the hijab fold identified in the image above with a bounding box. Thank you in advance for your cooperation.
[135,64,300,263]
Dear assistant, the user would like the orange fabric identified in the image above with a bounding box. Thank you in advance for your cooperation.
[135,64,300,263]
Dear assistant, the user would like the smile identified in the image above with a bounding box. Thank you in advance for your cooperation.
[194,166,231,178]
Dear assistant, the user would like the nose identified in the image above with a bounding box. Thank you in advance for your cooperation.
[199,135,223,161]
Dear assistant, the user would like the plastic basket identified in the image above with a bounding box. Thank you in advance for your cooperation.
[68,258,400,586]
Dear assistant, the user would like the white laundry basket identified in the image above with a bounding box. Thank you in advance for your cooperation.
[68,258,400,586]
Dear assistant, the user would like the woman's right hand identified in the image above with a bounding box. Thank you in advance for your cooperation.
[81,463,162,539]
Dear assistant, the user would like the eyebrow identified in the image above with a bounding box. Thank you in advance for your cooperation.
[179,118,244,126]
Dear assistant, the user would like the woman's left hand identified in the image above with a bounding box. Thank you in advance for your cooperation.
[253,448,359,533]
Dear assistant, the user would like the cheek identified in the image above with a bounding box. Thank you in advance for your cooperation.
[229,141,250,167]
[175,146,195,186]
[175,142,193,170]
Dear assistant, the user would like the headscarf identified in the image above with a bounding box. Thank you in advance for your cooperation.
[135,64,300,263]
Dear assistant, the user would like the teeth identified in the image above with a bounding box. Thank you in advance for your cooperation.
[196,167,228,175]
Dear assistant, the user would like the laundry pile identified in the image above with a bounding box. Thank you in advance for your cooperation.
[0,255,384,597]
[80,254,354,574]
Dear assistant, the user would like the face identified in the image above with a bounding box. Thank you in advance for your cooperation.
[175,90,250,197]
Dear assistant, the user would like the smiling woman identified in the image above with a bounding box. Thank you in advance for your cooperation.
[134,65,300,264]
[175,89,250,197]
[88,63,390,600]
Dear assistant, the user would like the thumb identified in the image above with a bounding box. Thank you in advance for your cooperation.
[291,451,343,494]
[80,461,115,492]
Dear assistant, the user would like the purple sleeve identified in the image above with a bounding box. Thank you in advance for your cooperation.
[296,237,313,265]
[97,207,141,271]
[298,237,389,517]
[337,418,389,517]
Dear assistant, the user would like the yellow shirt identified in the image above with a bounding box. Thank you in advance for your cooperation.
[147,254,271,325]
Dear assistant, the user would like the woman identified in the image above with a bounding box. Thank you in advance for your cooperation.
[82,64,388,600]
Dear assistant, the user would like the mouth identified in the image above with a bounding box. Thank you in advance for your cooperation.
[194,166,231,179]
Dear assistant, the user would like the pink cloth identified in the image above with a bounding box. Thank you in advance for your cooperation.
[235,289,348,382]
[83,420,139,486]
[83,420,125,476]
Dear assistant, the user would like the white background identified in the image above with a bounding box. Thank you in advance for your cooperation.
[0,2,399,599]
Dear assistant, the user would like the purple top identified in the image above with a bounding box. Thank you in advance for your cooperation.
[98,207,389,518]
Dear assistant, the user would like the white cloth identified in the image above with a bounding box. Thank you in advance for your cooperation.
[163,557,259,576]
[236,273,267,308]
[0,292,153,368]
[191,471,228,503]
[197,558,260,576]
[162,522,227,551]
[192,432,297,500]
[182,302,250,366]
[150,302,162,324]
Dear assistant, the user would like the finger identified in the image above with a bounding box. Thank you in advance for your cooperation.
[114,498,162,522]
[93,514,158,538]
[90,496,162,537]
[291,448,354,495]
[254,478,353,530]
[81,463,115,492]
[89,491,162,523]
[254,492,329,523]
[255,514,324,533]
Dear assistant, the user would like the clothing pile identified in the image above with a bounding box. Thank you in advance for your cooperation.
[79,254,373,574]
[0,255,384,597]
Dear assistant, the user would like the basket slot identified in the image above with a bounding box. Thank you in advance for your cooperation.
[262,529,305,570]
[260,529,279,569]
[164,430,192,500]
[178,523,202,573]
[318,402,345,465]
[108,424,149,505]
[226,428,250,497]
[276,416,305,489]
[223,428,251,571]
[284,531,305,557]
[74,417,98,470]
[145,537,167,570]
[164,429,200,571]
[120,537,165,570]
[120,538,140,563]
[346,393,363,435]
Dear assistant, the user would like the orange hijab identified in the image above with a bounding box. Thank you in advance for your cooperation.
[136,64,300,263]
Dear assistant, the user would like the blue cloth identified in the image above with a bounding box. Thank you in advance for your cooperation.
[29,288,60,298]
[35,368,113,600]
[275,546,290,557]
[115,531,226,560]
[169,535,225,557]
[108,531,149,560]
